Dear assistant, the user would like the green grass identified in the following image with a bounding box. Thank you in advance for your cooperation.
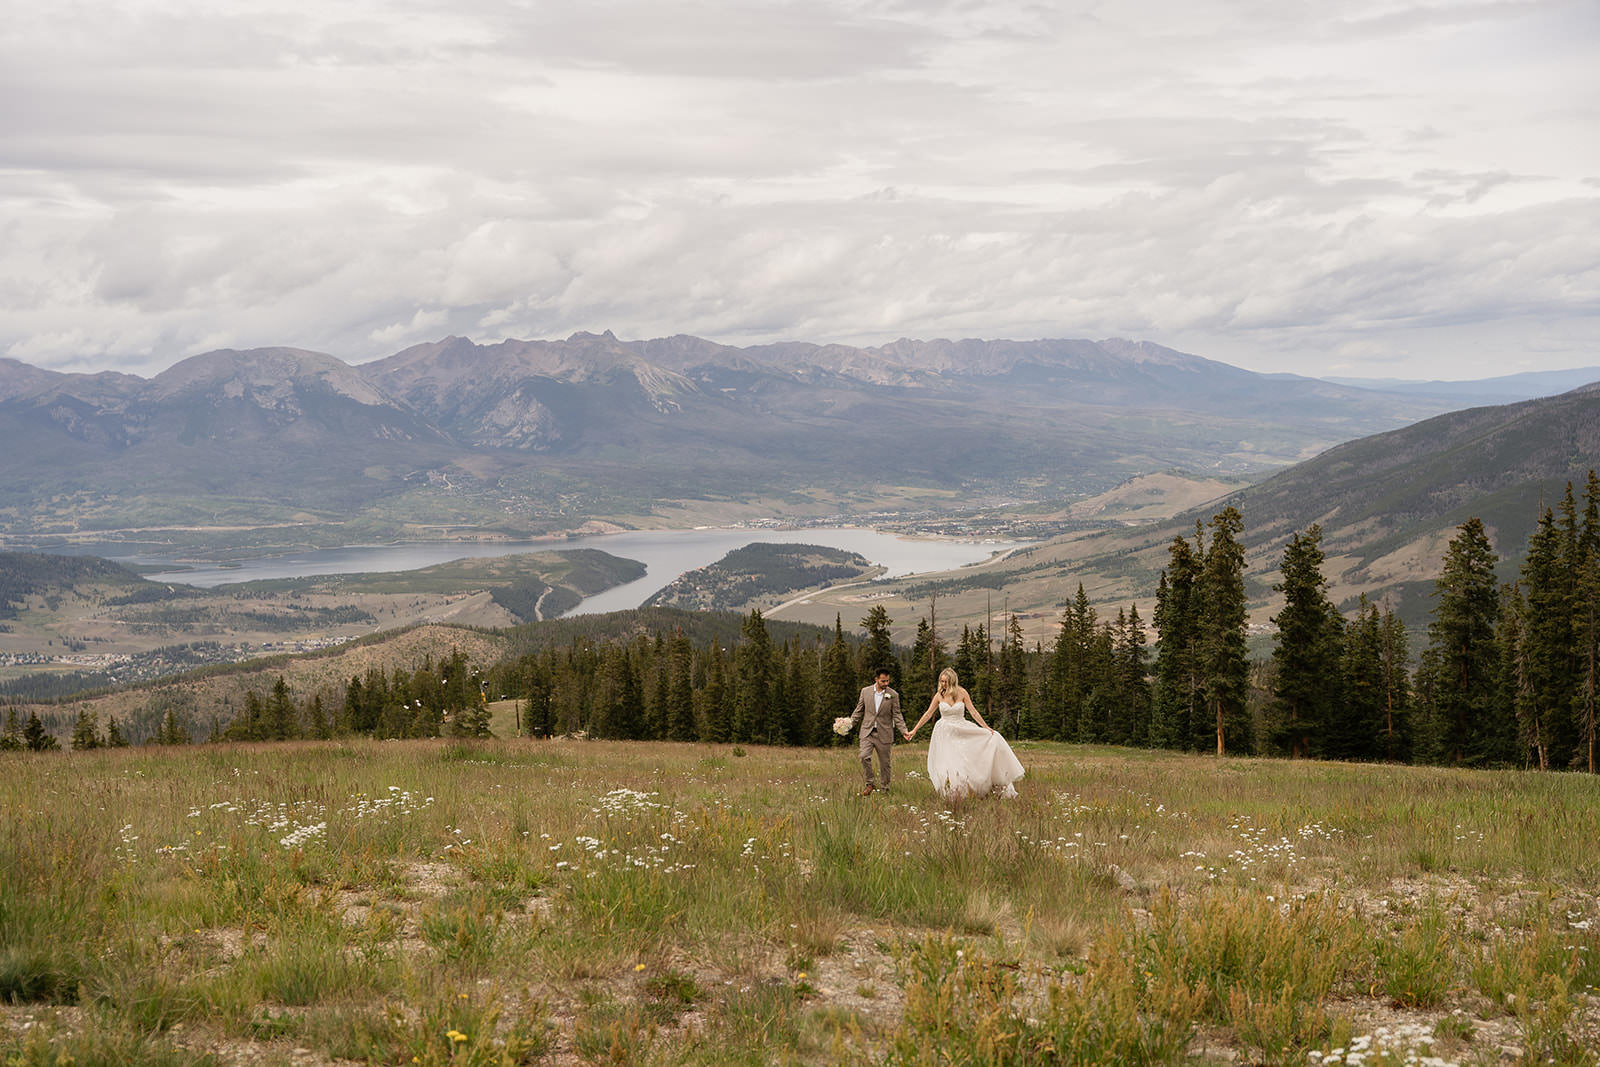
[2,740,1599,1064]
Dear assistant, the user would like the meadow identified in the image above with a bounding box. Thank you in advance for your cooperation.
[3,738,1599,1065]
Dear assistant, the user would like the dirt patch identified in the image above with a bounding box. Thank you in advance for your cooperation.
[173,1032,355,1066]
[0,1005,86,1040]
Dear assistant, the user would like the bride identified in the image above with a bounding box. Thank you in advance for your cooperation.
[907,668,1025,799]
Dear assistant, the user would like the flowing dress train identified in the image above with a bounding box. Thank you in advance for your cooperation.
[926,701,1025,799]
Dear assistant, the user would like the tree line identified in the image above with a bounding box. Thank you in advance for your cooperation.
[1199,473,1600,769]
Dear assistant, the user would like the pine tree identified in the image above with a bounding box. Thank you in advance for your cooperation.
[734,610,775,744]
[307,695,331,740]
[701,643,732,743]
[667,632,697,742]
[520,659,552,737]
[1426,517,1508,765]
[377,699,410,740]
[1378,606,1413,762]
[411,689,442,739]
[1337,598,1385,761]
[859,605,895,681]
[1199,506,1250,756]
[1504,582,1543,768]
[1080,622,1117,743]
[592,645,643,740]
[993,612,1028,736]
[1523,508,1574,767]
[1553,484,1583,765]
[340,675,364,734]
[1048,586,1095,742]
[230,691,265,741]
[1115,604,1153,746]
[904,617,947,711]
[70,709,102,751]
[1583,469,1600,563]
[547,659,581,737]
[267,676,297,741]
[954,625,983,717]
[783,643,814,746]
[648,661,670,741]
[1573,470,1600,772]
[23,711,58,751]
[1269,525,1341,759]
[818,617,856,746]
[1515,507,1577,769]
[965,623,993,718]
[1410,646,1444,763]
[365,668,393,734]
[0,707,22,751]
[104,715,130,748]
[1153,534,1202,750]
[157,709,189,746]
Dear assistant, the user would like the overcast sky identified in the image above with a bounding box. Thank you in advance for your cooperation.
[3,0,1597,380]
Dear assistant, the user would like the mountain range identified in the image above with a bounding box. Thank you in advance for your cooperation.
[0,332,1583,550]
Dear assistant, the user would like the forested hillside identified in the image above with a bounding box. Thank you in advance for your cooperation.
[1232,384,1600,588]
[645,542,876,611]
[0,552,166,618]
[900,384,1600,634]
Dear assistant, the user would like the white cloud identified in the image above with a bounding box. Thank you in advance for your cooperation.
[0,0,1596,379]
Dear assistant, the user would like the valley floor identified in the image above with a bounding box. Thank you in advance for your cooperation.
[3,740,1597,1065]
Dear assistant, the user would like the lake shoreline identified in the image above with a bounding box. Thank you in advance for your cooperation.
[102,526,1028,615]
[12,518,1010,565]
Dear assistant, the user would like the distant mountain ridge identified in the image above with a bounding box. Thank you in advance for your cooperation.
[984,380,1600,626]
[1322,367,1600,404]
[1229,380,1600,589]
[0,331,1506,546]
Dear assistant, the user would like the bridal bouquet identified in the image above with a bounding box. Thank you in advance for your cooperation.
[832,716,852,736]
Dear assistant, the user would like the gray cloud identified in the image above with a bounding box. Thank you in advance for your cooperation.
[1,0,1596,379]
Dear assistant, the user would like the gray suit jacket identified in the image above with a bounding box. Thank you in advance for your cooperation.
[849,684,907,742]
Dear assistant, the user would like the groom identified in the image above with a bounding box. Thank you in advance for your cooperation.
[849,667,911,796]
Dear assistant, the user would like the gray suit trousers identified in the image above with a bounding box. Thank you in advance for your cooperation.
[861,729,892,786]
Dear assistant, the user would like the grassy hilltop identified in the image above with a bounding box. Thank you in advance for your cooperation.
[3,740,1599,1064]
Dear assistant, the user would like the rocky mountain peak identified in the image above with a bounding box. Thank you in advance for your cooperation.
[150,347,390,407]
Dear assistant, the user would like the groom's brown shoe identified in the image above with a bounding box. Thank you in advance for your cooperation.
[860,784,874,796]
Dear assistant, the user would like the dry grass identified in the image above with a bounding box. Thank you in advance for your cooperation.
[3,739,1599,1064]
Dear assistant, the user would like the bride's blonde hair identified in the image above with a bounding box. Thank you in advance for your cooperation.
[937,668,959,695]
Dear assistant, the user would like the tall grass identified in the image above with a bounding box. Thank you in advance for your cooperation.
[2,740,1598,1063]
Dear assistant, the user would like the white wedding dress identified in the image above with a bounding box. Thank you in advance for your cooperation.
[927,701,1025,799]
